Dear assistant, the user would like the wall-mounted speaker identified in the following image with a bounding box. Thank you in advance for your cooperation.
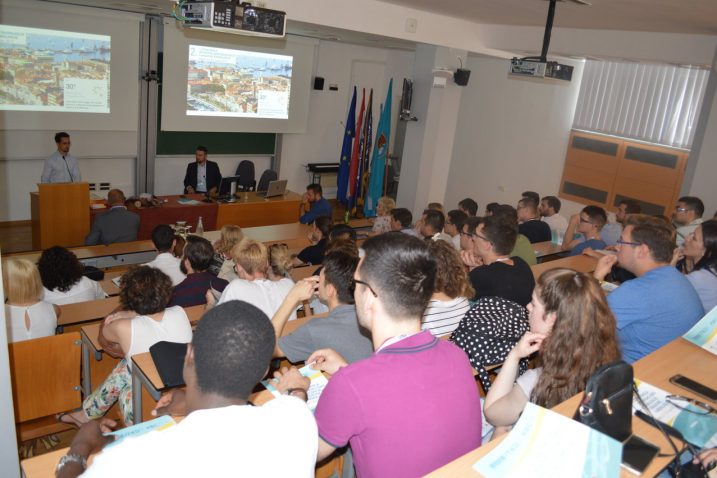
[454,68,471,86]
[313,77,325,90]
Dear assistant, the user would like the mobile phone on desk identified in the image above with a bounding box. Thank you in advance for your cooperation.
[670,375,717,403]
[621,435,660,476]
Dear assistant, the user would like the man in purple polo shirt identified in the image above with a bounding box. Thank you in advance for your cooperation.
[276,232,482,477]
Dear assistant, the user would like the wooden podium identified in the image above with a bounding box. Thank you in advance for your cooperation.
[31,183,90,249]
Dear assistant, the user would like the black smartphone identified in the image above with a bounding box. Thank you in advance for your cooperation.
[621,435,660,475]
[670,375,717,402]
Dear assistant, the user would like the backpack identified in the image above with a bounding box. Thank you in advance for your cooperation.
[451,296,529,391]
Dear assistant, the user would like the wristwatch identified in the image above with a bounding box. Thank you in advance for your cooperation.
[55,453,87,475]
[285,388,309,401]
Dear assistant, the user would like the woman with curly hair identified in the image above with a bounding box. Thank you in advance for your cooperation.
[484,268,620,432]
[422,240,474,337]
[209,224,244,281]
[58,266,192,427]
[38,246,105,305]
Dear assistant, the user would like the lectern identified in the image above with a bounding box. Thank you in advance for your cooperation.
[30,182,90,249]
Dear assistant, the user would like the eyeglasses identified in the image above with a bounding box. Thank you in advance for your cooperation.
[666,395,716,415]
[460,231,489,242]
[675,207,690,213]
[616,238,641,247]
[351,278,378,297]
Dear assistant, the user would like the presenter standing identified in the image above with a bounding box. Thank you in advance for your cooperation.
[41,132,81,183]
[183,145,221,196]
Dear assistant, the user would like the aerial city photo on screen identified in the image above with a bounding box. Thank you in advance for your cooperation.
[0,25,111,113]
[187,44,293,119]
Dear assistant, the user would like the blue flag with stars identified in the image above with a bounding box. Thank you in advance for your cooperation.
[336,87,357,206]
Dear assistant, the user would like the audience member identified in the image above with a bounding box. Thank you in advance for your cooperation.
[413,203,445,235]
[521,191,540,204]
[267,243,294,280]
[4,258,58,343]
[295,215,332,266]
[328,223,357,242]
[274,233,481,477]
[462,216,535,306]
[484,269,620,431]
[271,250,372,363]
[209,224,243,281]
[517,198,551,243]
[493,205,537,265]
[484,202,500,216]
[601,198,642,246]
[674,219,717,312]
[445,209,468,250]
[561,205,607,256]
[144,225,185,286]
[58,267,192,427]
[183,145,221,195]
[458,198,478,217]
[427,202,444,212]
[390,207,421,238]
[371,196,395,234]
[594,215,704,363]
[423,241,473,337]
[420,209,452,243]
[673,196,705,246]
[299,183,332,224]
[539,195,568,239]
[215,239,296,321]
[84,189,140,246]
[38,246,105,305]
[170,236,228,307]
[58,301,317,478]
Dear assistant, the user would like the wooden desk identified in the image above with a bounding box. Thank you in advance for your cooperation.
[216,191,302,228]
[533,241,564,261]
[530,254,597,279]
[426,338,717,477]
[98,270,124,296]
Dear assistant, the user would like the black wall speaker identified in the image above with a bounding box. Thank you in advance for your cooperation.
[313,77,325,90]
[454,69,471,86]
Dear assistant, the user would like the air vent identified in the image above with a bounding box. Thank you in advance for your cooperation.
[562,181,608,203]
[572,136,618,156]
[624,146,678,169]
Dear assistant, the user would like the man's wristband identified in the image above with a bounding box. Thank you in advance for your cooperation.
[55,453,87,476]
[285,388,308,401]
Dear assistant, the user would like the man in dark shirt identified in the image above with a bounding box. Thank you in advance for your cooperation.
[295,215,332,266]
[299,183,332,224]
[462,215,535,307]
[170,235,228,307]
[517,197,551,243]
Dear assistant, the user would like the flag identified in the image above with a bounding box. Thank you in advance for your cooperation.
[363,78,392,218]
[353,89,373,216]
[347,88,365,206]
[336,87,356,205]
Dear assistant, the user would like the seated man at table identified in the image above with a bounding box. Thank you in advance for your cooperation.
[274,233,481,477]
[600,198,642,247]
[420,209,452,243]
[593,214,704,363]
[390,207,421,238]
[271,250,372,364]
[518,197,552,244]
[85,189,140,246]
[170,236,228,307]
[539,195,568,239]
[462,215,535,307]
[673,196,705,247]
[183,145,221,196]
[299,183,332,224]
[445,209,468,251]
[56,301,318,478]
[214,239,296,321]
[458,197,478,217]
[144,224,185,286]
[294,215,332,266]
[561,205,608,256]
[493,205,537,266]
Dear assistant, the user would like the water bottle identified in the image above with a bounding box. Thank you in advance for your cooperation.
[344,210,350,224]
[196,216,204,236]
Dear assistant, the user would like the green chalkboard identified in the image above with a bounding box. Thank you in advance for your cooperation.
[155,53,276,156]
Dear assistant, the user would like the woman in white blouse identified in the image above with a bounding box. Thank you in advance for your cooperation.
[4,258,59,343]
[38,246,106,305]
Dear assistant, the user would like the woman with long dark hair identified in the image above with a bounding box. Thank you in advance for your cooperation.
[484,268,620,429]
[677,219,717,312]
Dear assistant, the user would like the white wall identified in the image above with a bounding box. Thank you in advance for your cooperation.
[444,56,586,217]
[279,41,414,197]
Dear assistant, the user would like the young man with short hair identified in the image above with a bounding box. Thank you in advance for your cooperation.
[521,191,540,204]
[445,209,468,250]
[539,195,568,239]
[271,250,372,363]
[562,205,608,256]
[390,207,421,238]
[673,196,704,246]
[57,301,318,478]
[170,235,228,307]
[420,209,452,243]
[275,233,481,477]
[458,197,478,217]
[144,224,186,286]
[183,146,222,195]
[493,204,537,265]
[42,132,81,183]
[600,198,642,246]
[517,197,551,243]
[299,183,332,224]
[594,215,704,363]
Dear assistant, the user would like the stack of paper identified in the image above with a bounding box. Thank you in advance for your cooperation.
[262,363,328,412]
[683,306,717,355]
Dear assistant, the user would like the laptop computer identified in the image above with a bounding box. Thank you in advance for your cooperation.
[256,179,288,198]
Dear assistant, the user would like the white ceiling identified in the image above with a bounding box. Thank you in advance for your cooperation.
[379,0,717,35]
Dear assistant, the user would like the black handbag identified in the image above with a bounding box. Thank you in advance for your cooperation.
[574,360,633,442]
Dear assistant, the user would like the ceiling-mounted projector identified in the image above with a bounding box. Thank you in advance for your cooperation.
[178,1,286,38]
[509,58,573,81]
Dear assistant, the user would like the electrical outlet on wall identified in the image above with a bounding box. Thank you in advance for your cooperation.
[498,185,505,192]
[405,18,417,33]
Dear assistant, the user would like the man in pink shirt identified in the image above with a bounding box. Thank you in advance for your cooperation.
[279,233,482,477]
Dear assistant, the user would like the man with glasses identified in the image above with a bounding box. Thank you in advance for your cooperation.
[461,215,535,306]
[593,214,703,363]
[275,233,482,477]
[673,196,705,247]
[561,205,608,256]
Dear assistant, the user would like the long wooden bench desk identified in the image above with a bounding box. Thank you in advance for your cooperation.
[533,241,564,261]
[530,254,598,279]
[426,337,717,477]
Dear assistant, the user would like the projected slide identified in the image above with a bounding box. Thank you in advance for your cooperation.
[187,45,292,119]
[0,25,110,113]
